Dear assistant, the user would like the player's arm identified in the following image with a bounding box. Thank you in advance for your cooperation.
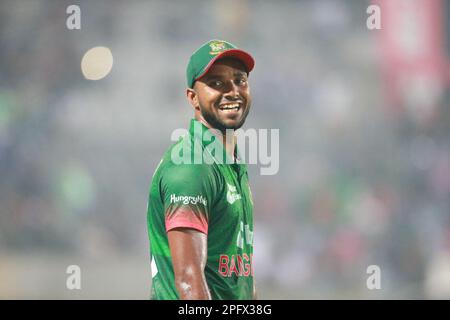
[168,227,211,300]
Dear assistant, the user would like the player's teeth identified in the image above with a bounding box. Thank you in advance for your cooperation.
[221,104,239,109]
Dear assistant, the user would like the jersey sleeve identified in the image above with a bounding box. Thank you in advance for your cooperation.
[160,163,216,235]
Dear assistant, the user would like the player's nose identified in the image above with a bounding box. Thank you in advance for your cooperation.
[223,81,241,99]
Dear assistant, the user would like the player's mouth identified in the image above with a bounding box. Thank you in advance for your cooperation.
[218,102,242,114]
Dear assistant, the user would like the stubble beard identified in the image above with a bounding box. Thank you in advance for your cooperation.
[200,103,251,133]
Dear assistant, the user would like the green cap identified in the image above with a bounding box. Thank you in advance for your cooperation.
[186,39,255,88]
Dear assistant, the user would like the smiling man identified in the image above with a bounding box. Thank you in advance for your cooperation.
[147,40,256,300]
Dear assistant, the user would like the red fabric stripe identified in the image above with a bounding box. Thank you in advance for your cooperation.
[165,208,208,235]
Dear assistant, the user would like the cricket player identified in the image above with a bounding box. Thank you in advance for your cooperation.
[147,39,256,300]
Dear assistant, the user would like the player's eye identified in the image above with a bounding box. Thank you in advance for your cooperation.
[209,80,223,87]
[235,78,247,86]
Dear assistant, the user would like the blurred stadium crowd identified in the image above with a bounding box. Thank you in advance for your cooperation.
[0,0,449,298]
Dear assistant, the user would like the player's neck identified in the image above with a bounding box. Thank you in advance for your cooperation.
[210,128,236,163]
[222,133,237,162]
[196,117,237,162]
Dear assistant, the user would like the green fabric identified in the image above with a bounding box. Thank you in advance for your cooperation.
[147,119,254,300]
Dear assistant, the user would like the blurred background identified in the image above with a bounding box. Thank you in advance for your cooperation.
[0,0,449,299]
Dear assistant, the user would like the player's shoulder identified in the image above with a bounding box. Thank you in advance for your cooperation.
[158,140,215,179]
[151,136,225,200]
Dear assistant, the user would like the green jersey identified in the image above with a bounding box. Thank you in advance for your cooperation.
[147,119,254,300]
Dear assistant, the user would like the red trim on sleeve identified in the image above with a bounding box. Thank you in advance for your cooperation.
[165,208,208,235]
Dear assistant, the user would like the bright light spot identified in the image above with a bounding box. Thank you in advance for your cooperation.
[81,46,113,80]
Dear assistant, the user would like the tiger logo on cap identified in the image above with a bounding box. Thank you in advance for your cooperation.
[209,41,228,55]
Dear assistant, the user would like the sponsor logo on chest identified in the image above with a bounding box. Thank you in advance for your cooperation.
[226,183,242,204]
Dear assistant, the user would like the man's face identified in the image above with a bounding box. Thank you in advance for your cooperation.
[189,58,252,132]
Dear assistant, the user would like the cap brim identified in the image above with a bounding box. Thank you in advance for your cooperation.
[195,49,255,83]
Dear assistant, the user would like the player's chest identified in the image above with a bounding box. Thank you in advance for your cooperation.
[213,165,253,226]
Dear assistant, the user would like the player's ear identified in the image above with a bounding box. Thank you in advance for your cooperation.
[186,88,200,110]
